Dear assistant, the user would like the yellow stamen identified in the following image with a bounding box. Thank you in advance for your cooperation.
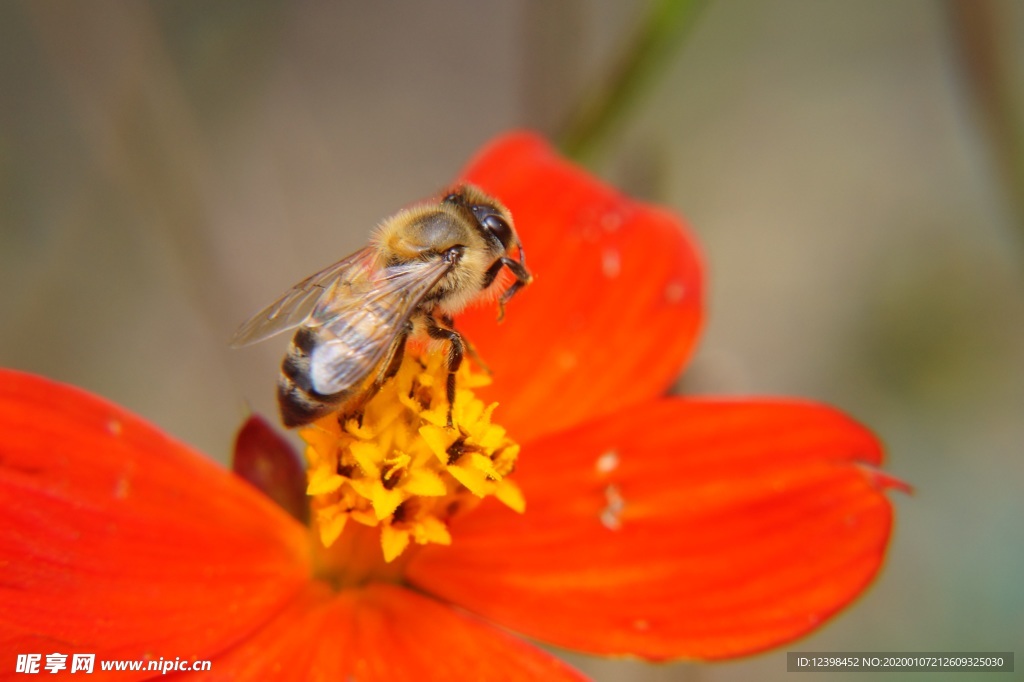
[300,350,523,569]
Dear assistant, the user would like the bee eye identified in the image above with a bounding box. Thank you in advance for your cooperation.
[469,203,514,249]
[480,214,513,249]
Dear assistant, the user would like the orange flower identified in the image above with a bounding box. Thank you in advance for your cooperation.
[0,133,906,680]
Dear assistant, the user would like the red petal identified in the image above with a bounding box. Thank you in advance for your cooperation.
[232,414,310,525]
[193,584,345,681]
[455,132,704,443]
[407,399,900,660]
[0,370,311,665]
[205,585,588,681]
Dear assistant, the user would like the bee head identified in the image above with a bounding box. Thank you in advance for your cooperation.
[442,185,519,258]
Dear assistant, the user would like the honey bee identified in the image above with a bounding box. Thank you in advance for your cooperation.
[230,184,532,428]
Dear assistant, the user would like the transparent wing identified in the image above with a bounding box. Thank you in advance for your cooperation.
[308,257,453,395]
[229,247,377,348]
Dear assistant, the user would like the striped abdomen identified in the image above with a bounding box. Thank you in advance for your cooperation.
[277,327,358,427]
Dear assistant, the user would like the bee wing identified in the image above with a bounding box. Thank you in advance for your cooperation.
[229,247,378,348]
[307,257,453,396]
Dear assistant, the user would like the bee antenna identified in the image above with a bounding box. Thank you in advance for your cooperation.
[442,187,466,206]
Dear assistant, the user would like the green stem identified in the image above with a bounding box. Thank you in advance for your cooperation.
[947,0,1024,252]
[558,0,708,164]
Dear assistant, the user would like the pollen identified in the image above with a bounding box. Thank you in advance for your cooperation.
[300,350,523,563]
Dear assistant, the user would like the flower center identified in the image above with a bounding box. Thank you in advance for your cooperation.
[299,348,523,584]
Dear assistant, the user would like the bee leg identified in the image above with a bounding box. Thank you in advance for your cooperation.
[427,317,463,428]
[499,257,532,305]
[440,314,490,374]
[463,336,491,375]
[347,330,409,429]
[480,258,505,289]
[377,329,409,388]
[482,257,533,322]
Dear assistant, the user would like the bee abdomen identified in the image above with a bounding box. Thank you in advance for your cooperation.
[278,328,346,427]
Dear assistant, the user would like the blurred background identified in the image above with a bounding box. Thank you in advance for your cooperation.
[1,1,1021,680]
